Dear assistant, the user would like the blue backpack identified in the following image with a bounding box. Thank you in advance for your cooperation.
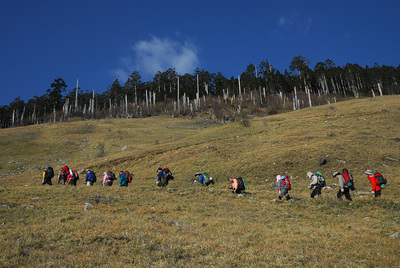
[87,170,96,182]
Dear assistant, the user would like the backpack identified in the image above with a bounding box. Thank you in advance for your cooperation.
[163,167,174,181]
[72,171,79,181]
[87,170,96,182]
[283,174,292,190]
[237,177,246,191]
[374,172,387,188]
[68,171,79,184]
[317,174,326,187]
[124,171,132,183]
[107,171,116,181]
[62,166,69,174]
[342,168,354,187]
[46,167,54,179]
[203,172,211,183]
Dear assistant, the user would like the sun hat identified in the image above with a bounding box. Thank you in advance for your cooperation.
[195,172,201,176]
[306,171,313,178]
[364,170,373,175]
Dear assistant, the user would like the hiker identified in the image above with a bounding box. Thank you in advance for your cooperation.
[195,172,214,186]
[333,171,352,201]
[307,171,325,198]
[364,170,386,198]
[42,166,54,185]
[277,174,291,201]
[103,171,116,187]
[59,165,69,184]
[85,169,97,186]
[156,167,169,187]
[228,177,246,194]
[66,170,79,186]
[119,170,131,187]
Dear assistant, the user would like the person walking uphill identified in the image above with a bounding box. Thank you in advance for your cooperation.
[333,171,352,201]
[119,171,131,187]
[228,177,246,194]
[85,169,97,186]
[156,167,169,187]
[365,170,387,198]
[277,174,291,201]
[42,167,54,185]
[307,171,325,198]
[195,172,214,186]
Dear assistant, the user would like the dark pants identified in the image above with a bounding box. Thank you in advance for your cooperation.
[42,178,52,185]
[203,180,214,186]
[311,185,322,198]
[374,190,381,198]
[69,179,77,186]
[337,188,352,201]
[59,173,68,184]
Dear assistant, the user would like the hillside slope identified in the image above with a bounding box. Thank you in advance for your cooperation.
[0,96,399,267]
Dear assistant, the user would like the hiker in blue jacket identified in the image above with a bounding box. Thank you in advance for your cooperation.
[194,172,214,186]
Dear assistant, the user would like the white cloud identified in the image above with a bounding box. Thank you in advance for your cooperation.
[111,36,200,82]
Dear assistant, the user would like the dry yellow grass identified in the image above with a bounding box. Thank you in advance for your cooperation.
[1,96,399,267]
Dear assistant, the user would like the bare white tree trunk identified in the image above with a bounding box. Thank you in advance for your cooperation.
[378,83,383,96]
[177,76,180,114]
[125,94,128,118]
[238,75,242,99]
[75,78,79,111]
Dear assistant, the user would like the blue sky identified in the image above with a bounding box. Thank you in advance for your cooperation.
[1,0,399,106]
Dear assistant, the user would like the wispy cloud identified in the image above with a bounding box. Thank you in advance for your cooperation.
[111,36,199,82]
[278,12,313,34]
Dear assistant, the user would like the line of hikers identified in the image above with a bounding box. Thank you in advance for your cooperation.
[42,165,133,187]
[42,165,388,200]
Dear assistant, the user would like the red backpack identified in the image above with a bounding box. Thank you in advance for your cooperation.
[62,165,69,174]
[283,174,292,190]
[342,168,354,187]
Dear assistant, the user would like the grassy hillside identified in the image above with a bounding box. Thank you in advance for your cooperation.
[1,96,399,267]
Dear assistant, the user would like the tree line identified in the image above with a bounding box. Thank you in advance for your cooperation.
[1,56,399,128]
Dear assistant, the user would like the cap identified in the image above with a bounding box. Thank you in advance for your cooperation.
[306,171,313,178]
[333,172,339,177]
[195,172,201,176]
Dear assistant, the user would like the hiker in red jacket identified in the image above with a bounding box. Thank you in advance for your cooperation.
[365,170,381,198]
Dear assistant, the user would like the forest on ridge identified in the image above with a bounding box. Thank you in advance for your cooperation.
[1,56,400,128]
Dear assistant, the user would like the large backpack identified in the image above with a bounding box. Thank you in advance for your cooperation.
[163,167,174,181]
[124,171,132,183]
[62,166,69,174]
[283,174,292,190]
[68,170,79,184]
[87,170,96,182]
[237,177,246,191]
[46,167,54,179]
[203,172,211,184]
[374,172,387,188]
[107,171,116,181]
[342,168,354,188]
[317,174,326,187]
